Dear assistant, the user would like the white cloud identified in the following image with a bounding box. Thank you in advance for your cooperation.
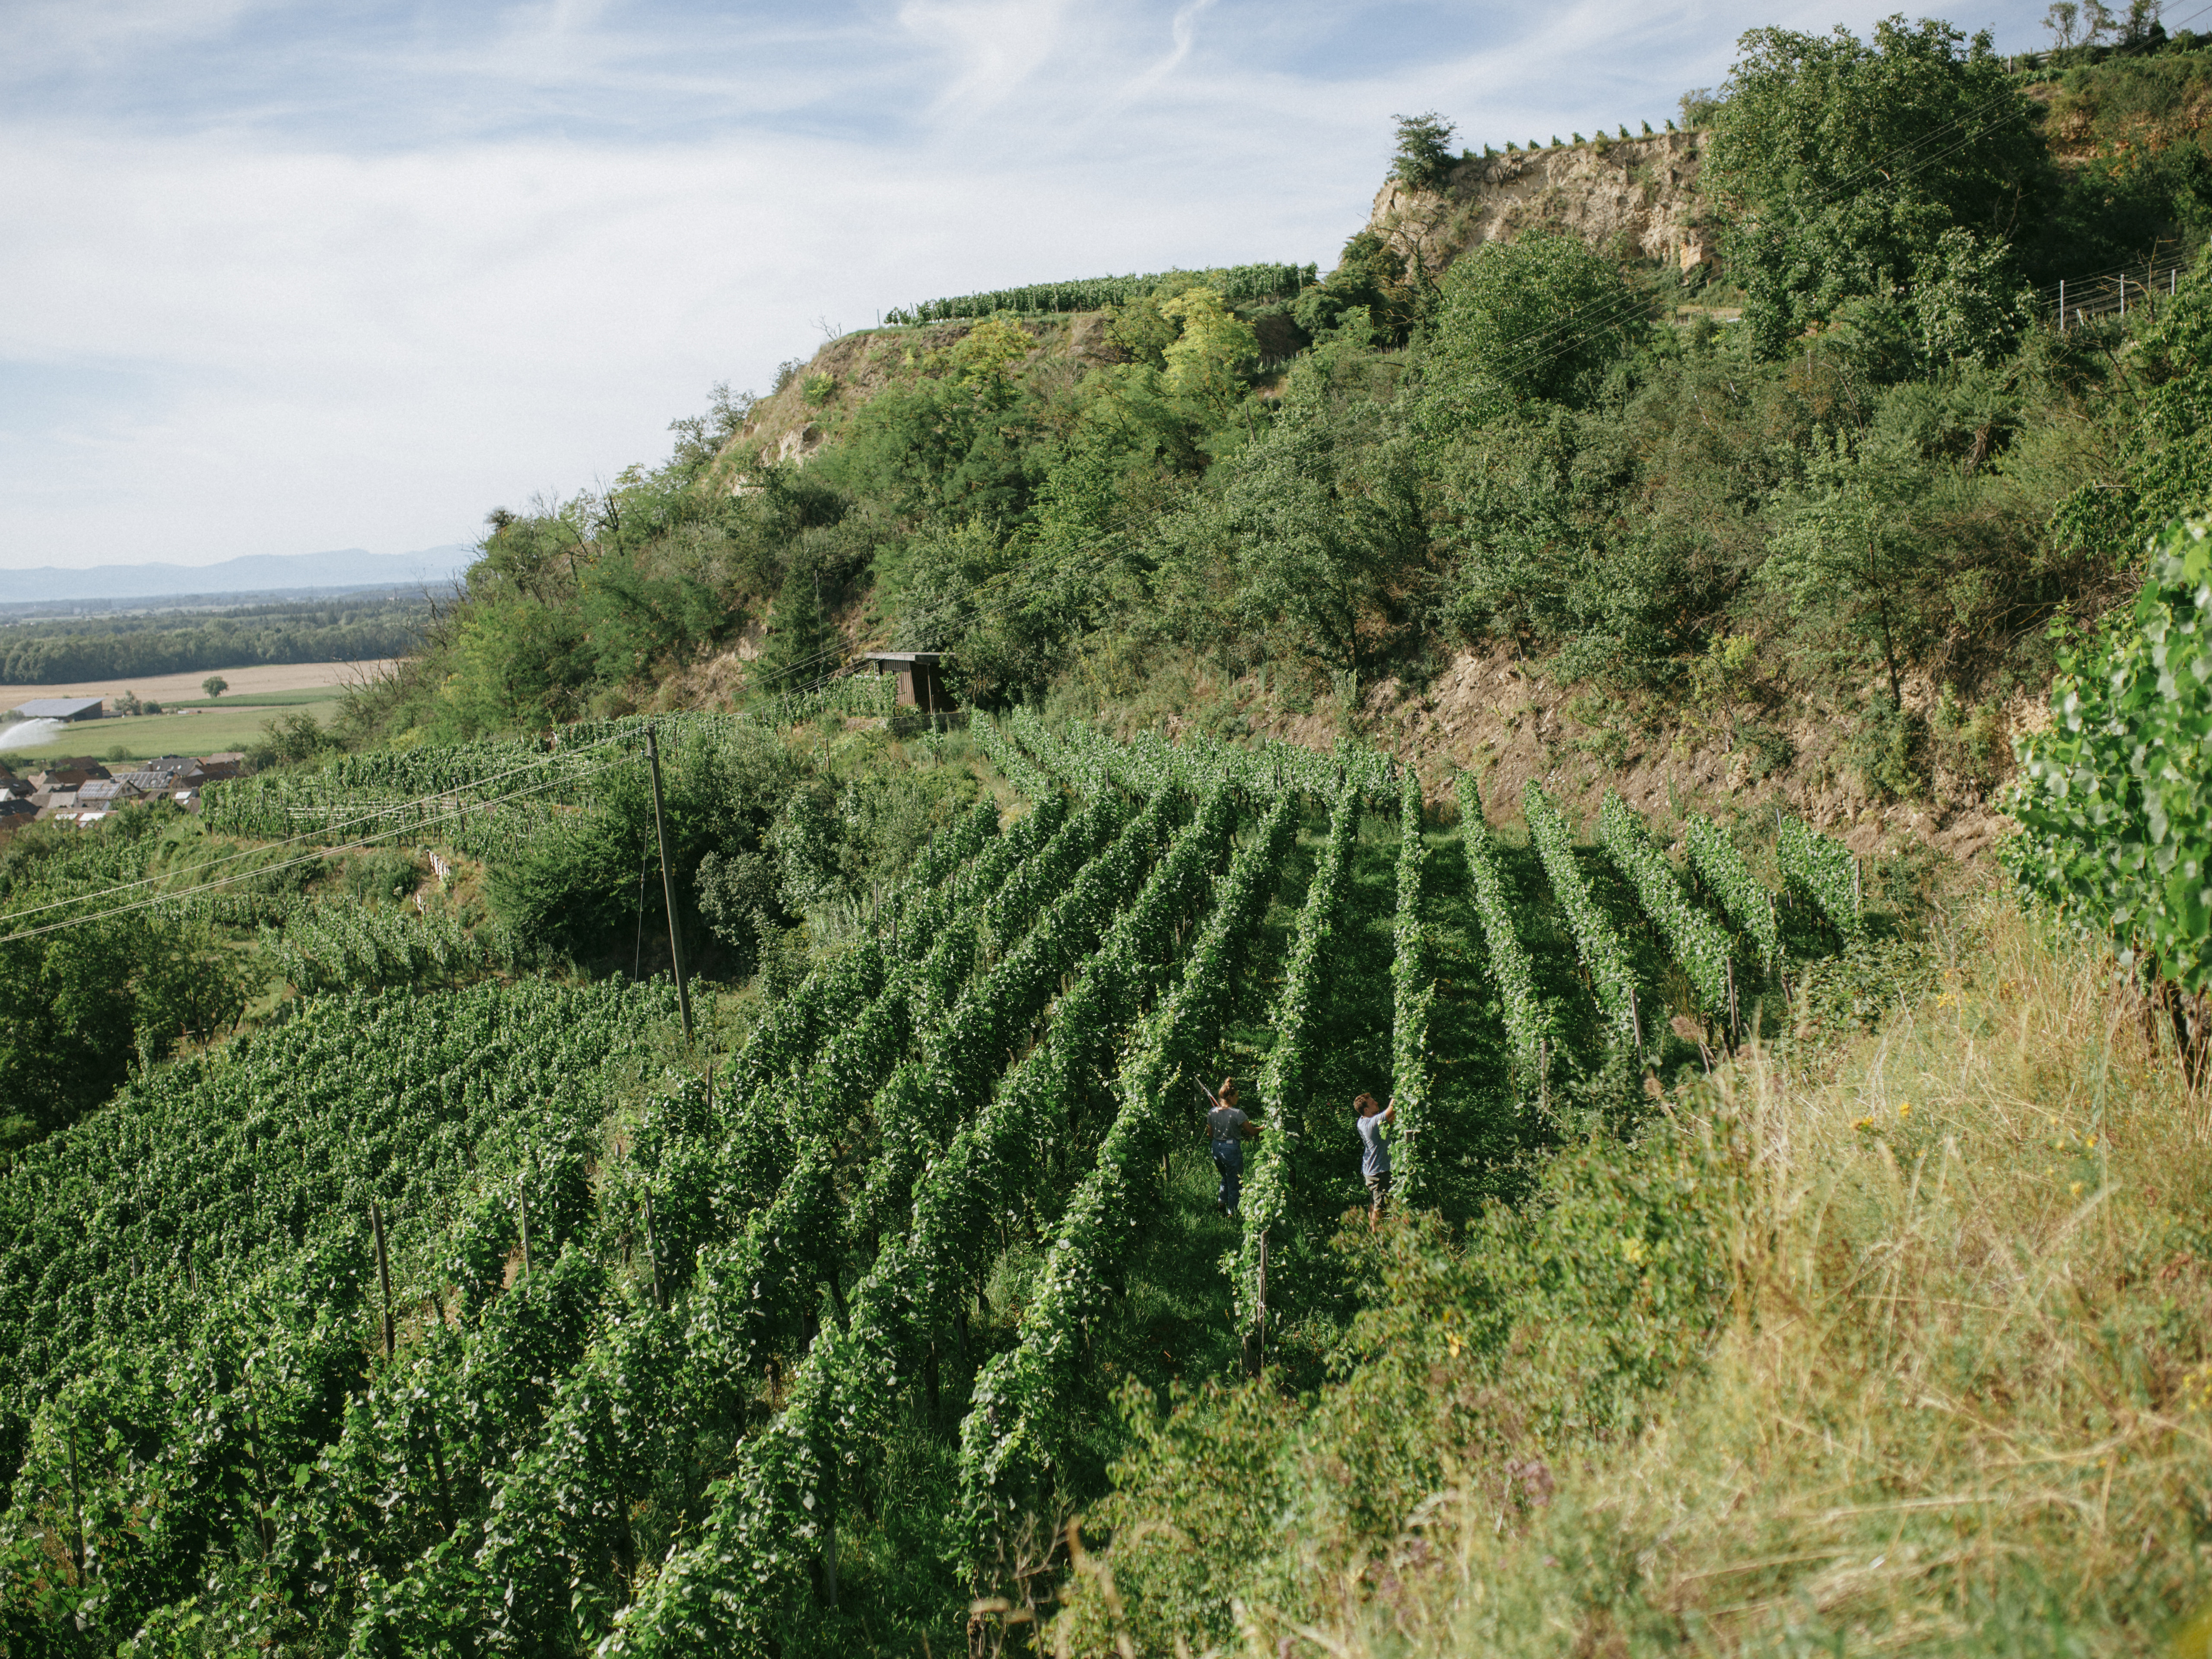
[0,0,2061,569]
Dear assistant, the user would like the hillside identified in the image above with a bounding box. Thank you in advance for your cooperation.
[316,26,2212,885]
[8,16,2212,1659]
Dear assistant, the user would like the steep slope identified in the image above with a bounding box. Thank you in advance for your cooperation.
[1367,131,1708,275]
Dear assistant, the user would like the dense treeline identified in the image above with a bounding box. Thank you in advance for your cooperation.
[343,22,2212,814]
[0,594,428,685]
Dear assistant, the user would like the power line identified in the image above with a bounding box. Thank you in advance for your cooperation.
[0,747,638,947]
[0,728,642,929]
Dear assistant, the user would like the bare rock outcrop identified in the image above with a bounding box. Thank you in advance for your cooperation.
[1371,131,1708,275]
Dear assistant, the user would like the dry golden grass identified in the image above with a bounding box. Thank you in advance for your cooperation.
[1242,899,2212,1657]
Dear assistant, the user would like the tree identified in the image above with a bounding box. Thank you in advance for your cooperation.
[753,555,836,696]
[1156,288,1260,423]
[1766,429,1939,705]
[1704,18,2045,360]
[1294,230,1420,345]
[2045,2,2082,48]
[1221,382,1424,689]
[1390,112,1457,190]
[1421,226,1639,413]
[200,675,227,700]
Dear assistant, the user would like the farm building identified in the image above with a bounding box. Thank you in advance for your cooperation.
[10,697,106,722]
[858,651,956,713]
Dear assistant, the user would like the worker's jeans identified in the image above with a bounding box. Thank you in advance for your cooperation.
[1211,1138,1243,1214]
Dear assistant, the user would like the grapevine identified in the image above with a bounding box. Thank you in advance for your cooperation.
[2007,518,2212,992]
[1455,774,1553,1067]
[1597,790,1734,1016]
[1388,772,1437,1202]
[1524,781,1641,1048]
[972,713,1057,801]
[1778,814,1864,941]
[1234,783,1361,1334]
[954,791,1297,1545]
[1683,813,1782,967]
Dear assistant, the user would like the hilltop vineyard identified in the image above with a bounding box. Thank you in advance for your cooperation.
[884,262,1318,325]
[0,715,1879,1656]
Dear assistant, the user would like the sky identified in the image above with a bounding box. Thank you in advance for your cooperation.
[2,0,2067,574]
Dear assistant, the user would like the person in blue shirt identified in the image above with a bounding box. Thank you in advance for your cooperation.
[1199,1077,1258,1217]
[1355,1093,1394,1223]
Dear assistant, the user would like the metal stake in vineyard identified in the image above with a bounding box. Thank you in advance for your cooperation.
[645,723,696,1045]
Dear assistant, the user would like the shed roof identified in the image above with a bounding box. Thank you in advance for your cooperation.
[858,651,946,665]
[12,697,105,720]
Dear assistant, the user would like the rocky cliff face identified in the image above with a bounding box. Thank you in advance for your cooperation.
[1369,130,1708,274]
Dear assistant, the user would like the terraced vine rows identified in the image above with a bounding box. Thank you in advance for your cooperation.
[0,718,1876,1655]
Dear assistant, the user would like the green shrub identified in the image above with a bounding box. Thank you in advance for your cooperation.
[1060,1122,1742,1655]
[341,847,420,905]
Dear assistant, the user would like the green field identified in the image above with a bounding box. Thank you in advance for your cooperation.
[0,692,340,763]
[166,687,338,709]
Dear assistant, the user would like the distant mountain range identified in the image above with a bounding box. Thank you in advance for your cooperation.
[0,547,474,605]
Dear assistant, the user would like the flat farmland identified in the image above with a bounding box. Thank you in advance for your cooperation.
[0,658,392,710]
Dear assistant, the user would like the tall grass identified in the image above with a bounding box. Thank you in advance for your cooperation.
[1059,897,2212,1656]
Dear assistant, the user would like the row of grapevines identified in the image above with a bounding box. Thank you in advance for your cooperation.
[1524,781,1640,1046]
[718,794,1044,1112]
[0,979,677,1649]
[1683,813,1782,966]
[907,792,1003,894]
[882,261,1316,324]
[1597,790,1734,1015]
[749,670,897,727]
[972,712,1056,801]
[1007,705,1112,795]
[1016,717,1399,807]
[1778,813,1864,941]
[1234,783,1361,1331]
[979,789,1122,953]
[1456,775,1553,1065]
[354,799,1108,1649]
[1061,718,1170,797]
[954,791,1297,1543]
[1389,772,1438,1202]
[260,904,527,994]
[600,790,1240,1654]
[693,791,1162,1370]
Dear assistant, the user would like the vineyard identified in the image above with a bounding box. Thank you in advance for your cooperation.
[0,714,1884,1655]
[883,262,1319,325]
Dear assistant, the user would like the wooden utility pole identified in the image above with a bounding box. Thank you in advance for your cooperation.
[645,724,695,1045]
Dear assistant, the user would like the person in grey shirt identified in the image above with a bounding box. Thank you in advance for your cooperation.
[1200,1077,1258,1217]
[1355,1093,1394,1223]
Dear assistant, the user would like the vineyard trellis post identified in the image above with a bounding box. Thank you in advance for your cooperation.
[518,1170,531,1280]
[645,724,695,1045]
[66,1420,84,1584]
[643,1189,664,1311]
[370,1199,395,1361]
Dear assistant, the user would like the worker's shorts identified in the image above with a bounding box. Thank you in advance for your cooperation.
[1366,1169,1392,1211]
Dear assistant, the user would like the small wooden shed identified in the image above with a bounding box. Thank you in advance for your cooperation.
[859,651,955,714]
